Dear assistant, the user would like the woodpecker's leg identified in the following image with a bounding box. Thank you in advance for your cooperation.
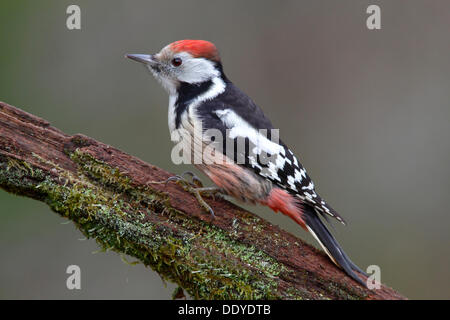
[193,187,224,200]
[177,183,225,217]
[146,171,203,187]
[147,173,223,217]
[185,187,217,217]
[161,171,204,187]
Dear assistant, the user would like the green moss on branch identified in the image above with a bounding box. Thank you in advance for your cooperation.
[0,150,294,299]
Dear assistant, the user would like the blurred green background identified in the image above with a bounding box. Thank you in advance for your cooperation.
[1,0,449,299]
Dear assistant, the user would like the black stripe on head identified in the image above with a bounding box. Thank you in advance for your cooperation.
[215,62,228,82]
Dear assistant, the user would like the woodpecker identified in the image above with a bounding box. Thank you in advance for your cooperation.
[126,40,367,286]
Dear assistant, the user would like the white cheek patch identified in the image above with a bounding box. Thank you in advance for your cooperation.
[177,54,220,84]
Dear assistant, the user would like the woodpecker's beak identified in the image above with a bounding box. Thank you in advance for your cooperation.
[125,54,156,65]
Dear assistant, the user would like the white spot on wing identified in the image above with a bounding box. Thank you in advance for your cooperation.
[215,109,284,156]
[287,175,297,191]
[302,182,315,191]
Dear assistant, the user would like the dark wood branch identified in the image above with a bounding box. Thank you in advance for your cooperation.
[0,101,405,300]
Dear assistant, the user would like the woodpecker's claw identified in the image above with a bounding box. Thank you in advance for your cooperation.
[194,187,224,200]
[165,175,184,185]
[189,187,216,218]
[146,175,184,186]
[146,173,222,218]
[178,185,224,218]
[180,171,204,187]
[152,171,203,187]
[146,171,203,187]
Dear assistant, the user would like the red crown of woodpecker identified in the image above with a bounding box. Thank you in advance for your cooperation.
[169,40,220,62]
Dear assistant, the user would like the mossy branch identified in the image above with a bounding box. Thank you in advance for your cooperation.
[0,101,405,300]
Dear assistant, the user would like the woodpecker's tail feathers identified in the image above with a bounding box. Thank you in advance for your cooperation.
[302,205,367,287]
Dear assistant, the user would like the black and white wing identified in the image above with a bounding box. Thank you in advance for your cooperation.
[196,82,345,224]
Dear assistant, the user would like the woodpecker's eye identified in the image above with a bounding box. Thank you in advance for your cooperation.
[171,58,182,67]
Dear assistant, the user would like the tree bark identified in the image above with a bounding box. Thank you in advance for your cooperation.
[0,101,406,300]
